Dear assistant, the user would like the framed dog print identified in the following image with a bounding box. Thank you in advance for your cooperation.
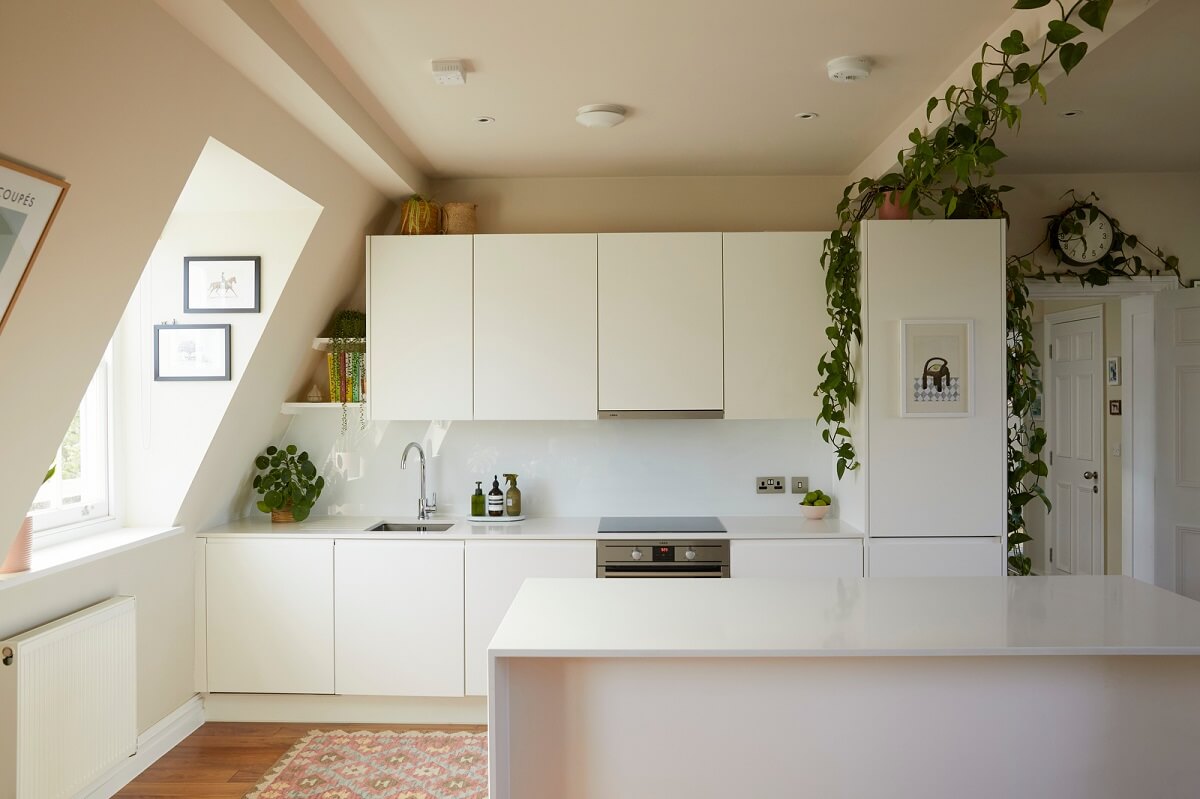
[0,157,69,336]
[184,256,260,313]
[901,320,974,418]
[154,324,231,381]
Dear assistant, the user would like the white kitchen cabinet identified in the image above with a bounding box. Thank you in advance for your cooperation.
[335,540,465,696]
[598,233,724,412]
[868,538,1003,577]
[723,232,827,419]
[731,539,864,578]
[368,235,473,420]
[464,540,595,695]
[473,234,598,419]
[205,539,334,694]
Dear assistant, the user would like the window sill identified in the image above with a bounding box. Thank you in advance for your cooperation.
[0,525,184,593]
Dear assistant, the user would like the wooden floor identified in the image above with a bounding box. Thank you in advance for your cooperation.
[116,722,488,798]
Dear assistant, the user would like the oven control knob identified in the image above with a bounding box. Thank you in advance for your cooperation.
[630,548,643,561]
[685,547,697,561]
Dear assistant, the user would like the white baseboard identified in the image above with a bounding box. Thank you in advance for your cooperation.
[76,694,204,799]
[203,693,487,724]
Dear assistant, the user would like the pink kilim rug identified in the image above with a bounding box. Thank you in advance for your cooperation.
[245,729,488,799]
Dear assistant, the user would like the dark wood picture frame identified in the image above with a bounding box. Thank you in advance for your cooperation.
[0,157,70,336]
[183,256,261,313]
[154,323,232,381]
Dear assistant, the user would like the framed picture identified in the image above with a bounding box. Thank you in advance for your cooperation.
[1106,356,1121,386]
[1030,367,1044,421]
[183,256,260,313]
[901,319,974,417]
[0,158,69,335]
[1109,400,1122,416]
[154,324,231,381]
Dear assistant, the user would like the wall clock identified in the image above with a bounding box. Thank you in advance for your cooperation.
[1051,203,1114,266]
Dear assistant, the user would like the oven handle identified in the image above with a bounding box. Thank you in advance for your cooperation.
[599,569,727,578]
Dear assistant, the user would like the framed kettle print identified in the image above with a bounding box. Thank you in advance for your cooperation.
[0,157,69,336]
[901,319,973,417]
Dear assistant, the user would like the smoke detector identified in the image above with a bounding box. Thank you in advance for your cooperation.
[432,59,466,86]
[827,56,872,83]
[576,104,626,128]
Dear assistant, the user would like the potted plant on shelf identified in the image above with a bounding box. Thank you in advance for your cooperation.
[253,445,325,523]
[397,195,441,235]
[326,309,366,434]
[2,465,56,574]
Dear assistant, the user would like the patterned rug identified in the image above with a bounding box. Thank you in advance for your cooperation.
[245,729,488,799]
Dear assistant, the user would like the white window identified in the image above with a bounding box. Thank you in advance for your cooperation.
[30,345,114,536]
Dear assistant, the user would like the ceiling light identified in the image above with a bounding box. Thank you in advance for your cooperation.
[576,104,626,128]
[475,116,495,125]
[794,112,820,120]
[432,59,466,86]
[1061,109,1084,118]
[827,56,872,83]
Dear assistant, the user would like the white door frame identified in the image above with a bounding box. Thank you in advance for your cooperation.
[1121,294,1156,582]
[1043,304,1106,575]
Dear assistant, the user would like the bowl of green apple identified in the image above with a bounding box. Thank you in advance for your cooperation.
[799,490,832,520]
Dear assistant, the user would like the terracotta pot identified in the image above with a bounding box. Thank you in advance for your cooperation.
[1,516,33,574]
[878,190,913,220]
[271,508,296,524]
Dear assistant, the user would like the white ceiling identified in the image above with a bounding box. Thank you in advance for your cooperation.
[999,0,1200,174]
[290,0,1019,179]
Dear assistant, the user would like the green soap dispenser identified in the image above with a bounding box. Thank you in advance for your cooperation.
[504,473,522,516]
[471,481,485,517]
[487,475,504,517]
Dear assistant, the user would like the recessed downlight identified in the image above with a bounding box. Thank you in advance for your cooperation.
[1061,109,1084,118]
[475,116,496,124]
[794,112,820,120]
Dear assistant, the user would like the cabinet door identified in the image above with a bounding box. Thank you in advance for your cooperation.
[474,235,598,420]
[206,539,334,694]
[731,539,863,578]
[724,232,827,419]
[868,538,1002,577]
[368,236,473,420]
[598,233,723,411]
[464,540,595,696]
[335,540,465,696]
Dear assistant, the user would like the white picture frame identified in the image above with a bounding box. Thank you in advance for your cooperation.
[1105,355,1121,386]
[900,319,974,418]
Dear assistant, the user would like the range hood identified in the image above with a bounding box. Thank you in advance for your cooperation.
[599,409,724,420]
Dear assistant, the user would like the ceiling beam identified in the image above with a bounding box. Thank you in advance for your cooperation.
[847,0,1161,184]
[155,0,427,198]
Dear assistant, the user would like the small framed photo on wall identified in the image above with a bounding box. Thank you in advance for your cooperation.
[1106,356,1121,386]
[154,323,231,381]
[901,319,974,418]
[184,256,260,313]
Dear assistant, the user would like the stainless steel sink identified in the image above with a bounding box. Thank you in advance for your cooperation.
[367,522,455,532]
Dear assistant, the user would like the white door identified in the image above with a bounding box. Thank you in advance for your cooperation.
[464,540,594,696]
[1045,307,1105,575]
[368,236,474,420]
[474,234,597,419]
[598,233,724,412]
[1155,287,1200,600]
[335,540,465,696]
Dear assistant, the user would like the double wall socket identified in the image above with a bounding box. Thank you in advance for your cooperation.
[756,476,785,494]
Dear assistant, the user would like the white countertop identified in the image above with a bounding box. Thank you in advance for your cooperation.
[489,576,1200,657]
[197,514,864,540]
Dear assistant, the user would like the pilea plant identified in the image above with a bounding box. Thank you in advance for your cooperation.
[328,309,367,434]
[254,444,325,523]
[816,0,1115,571]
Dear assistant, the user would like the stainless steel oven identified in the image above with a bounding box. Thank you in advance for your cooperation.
[596,540,730,578]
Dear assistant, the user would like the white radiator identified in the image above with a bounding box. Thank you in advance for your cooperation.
[0,597,137,799]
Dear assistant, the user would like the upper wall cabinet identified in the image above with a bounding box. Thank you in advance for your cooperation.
[368,236,473,420]
[474,235,598,420]
[598,233,724,412]
[723,232,827,419]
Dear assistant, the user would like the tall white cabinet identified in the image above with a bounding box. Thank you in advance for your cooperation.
[597,233,724,412]
[473,234,597,420]
[368,236,474,420]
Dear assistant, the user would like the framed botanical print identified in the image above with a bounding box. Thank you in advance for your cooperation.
[901,319,974,417]
[184,256,261,313]
[154,324,232,381]
[0,158,69,335]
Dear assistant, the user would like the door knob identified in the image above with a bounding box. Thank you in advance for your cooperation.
[1083,471,1098,480]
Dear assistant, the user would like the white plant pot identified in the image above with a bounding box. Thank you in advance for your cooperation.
[1,515,33,574]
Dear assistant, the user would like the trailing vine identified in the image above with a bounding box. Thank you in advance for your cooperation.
[329,310,367,435]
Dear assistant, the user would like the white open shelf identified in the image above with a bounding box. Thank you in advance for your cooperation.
[281,402,361,415]
[312,337,366,353]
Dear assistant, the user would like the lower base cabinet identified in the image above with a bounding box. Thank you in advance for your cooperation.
[868,538,1002,576]
[335,539,465,696]
[464,540,595,696]
[731,539,864,578]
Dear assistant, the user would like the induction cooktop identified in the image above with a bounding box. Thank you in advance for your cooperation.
[598,516,727,534]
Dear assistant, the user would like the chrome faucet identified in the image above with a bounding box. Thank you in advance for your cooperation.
[401,441,437,520]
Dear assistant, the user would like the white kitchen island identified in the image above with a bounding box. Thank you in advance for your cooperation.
[488,576,1200,799]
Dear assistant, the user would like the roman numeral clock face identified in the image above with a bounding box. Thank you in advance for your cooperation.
[1054,204,1113,266]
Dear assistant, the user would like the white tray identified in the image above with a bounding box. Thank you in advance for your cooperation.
[467,514,526,523]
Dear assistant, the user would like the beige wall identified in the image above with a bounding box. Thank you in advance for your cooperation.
[0,0,392,731]
[429,176,846,234]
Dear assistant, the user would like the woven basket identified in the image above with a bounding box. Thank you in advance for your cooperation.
[398,198,441,235]
[271,508,296,524]
[441,202,478,235]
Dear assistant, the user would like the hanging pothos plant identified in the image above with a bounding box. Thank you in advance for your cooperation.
[816,0,1124,573]
[328,309,367,435]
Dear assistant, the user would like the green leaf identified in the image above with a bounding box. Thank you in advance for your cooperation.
[286,444,297,455]
[264,490,282,508]
[293,506,311,522]
[1031,461,1048,478]
[971,62,983,88]
[266,445,277,455]
[256,501,271,513]
[1046,20,1082,44]
[977,144,1006,166]
[1000,29,1029,55]
[1058,41,1088,74]
[1013,0,1051,7]
[926,96,938,120]
[1079,0,1113,30]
